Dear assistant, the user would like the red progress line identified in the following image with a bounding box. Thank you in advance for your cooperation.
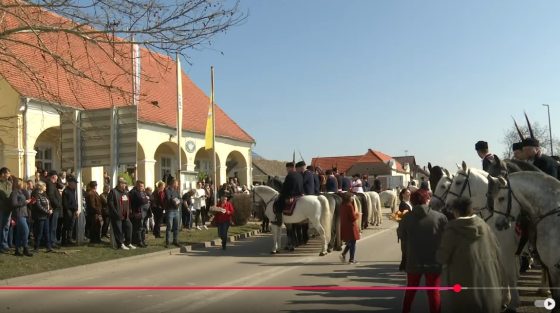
[0,285,462,292]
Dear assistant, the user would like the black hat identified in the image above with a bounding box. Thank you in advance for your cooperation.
[295,161,306,168]
[89,181,98,188]
[475,141,488,151]
[306,165,314,171]
[47,170,58,177]
[522,138,540,147]
[512,142,523,151]
[285,162,295,168]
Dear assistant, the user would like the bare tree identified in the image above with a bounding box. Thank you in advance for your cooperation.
[502,121,559,158]
[0,0,245,105]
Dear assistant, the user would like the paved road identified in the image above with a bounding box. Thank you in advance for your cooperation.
[0,212,549,313]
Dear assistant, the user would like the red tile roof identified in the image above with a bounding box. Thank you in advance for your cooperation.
[312,149,406,174]
[0,3,254,143]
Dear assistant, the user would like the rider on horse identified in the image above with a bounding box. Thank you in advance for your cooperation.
[272,162,303,226]
[475,140,497,172]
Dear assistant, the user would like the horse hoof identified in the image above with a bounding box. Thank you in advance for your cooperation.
[319,252,327,256]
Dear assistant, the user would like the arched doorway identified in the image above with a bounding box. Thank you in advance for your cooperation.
[32,127,61,172]
[154,142,187,183]
[225,150,248,186]
[194,148,221,185]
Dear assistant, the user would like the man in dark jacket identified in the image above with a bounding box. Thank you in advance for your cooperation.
[0,167,12,253]
[62,177,78,245]
[300,162,315,196]
[325,170,338,193]
[309,166,320,195]
[164,179,181,248]
[340,172,352,192]
[46,171,62,248]
[522,138,559,179]
[108,178,134,250]
[272,162,303,226]
[85,181,103,244]
[129,180,150,247]
[475,140,497,172]
[398,189,448,313]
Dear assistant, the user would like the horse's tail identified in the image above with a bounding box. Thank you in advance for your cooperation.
[317,195,332,243]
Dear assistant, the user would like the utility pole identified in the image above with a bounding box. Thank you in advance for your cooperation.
[543,104,554,156]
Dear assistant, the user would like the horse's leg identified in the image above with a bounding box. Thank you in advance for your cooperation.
[309,217,328,256]
[285,224,295,251]
[547,267,560,313]
[270,224,279,253]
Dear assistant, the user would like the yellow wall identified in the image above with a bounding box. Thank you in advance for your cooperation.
[0,78,22,175]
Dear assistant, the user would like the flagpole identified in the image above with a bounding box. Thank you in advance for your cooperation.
[176,54,183,194]
[211,66,217,206]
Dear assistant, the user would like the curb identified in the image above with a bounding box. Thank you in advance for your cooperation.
[180,229,262,253]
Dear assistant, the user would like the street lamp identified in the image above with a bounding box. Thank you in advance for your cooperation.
[543,104,553,156]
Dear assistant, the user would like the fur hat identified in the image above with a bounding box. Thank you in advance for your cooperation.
[522,138,540,148]
[475,141,488,151]
[295,161,306,168]
[512,142,523,151]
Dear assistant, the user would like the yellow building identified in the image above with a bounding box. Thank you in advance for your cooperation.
[0,11,254,190]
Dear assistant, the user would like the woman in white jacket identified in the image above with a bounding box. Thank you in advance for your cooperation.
[193,182,207,230]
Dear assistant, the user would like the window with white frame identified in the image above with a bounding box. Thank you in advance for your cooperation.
[160,156,172,180]
[35,145,53,171]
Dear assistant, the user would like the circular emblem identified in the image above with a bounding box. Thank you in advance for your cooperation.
[185,140,196,153]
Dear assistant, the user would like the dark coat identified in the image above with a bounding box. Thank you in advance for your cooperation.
[482,154,497,172]
[313,174,320,195]
[281,171,303,198]
[340,202,360,241]
[164,187,181,211]
[32,190,50,220]
[108,187,130,220]
[85,189,103,216]
[533,153,559,179]
[326,176,338,193]
[341,177,352,192]
[397,204,447,273]
[129,187,149,217]
[62,187,78,217]
[302,170,315,196]
[10,189,29,218]
[436,216,504,313]
[46,179,62,211]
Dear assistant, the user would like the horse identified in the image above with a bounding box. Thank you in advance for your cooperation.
[445,162,520,311]
[429,167,452,212]
[428,162,445,195]
[323,193,342,251]
[486,156,542,178]
[489,171,560,310]
[365,191,382,226]
[379,189,398,213]
[253,185,331,256]
[353,192,370,229]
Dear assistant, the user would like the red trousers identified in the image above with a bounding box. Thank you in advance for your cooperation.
[402,272,441,313]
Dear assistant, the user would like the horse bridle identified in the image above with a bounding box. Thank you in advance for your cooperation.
[431,176,452,204]
[448,170,472,199]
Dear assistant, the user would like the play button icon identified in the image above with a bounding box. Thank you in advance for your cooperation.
[544,298,556,310]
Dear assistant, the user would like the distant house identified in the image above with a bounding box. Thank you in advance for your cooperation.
[252,158,287,185]
[311,149,413,190]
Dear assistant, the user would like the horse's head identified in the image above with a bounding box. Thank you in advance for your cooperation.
[428,163,445,193]
[430,172,453,211]
[445,161,489,211]
[489,176,517,230]
[486,155,508,178]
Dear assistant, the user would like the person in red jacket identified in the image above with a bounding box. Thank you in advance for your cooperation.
[339,192,360,264]
[214,192,234,250]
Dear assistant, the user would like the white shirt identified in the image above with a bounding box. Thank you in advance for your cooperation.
[351,179,364,193]
[193,188,206,210]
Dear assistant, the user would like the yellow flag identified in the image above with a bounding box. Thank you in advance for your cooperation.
[205,68,214,150]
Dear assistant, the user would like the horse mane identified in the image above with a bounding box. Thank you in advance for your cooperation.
[487,158,542,178]
[508,171,560,215]
[428,165,444,193]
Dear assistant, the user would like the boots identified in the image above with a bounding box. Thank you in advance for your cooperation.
[23,247,33,257]
[14,248,22,257]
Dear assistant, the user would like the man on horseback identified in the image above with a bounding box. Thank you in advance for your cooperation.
[272,162,303,226]
[512,142,525,161]
[475,140,497,172]
[522,138,559,179]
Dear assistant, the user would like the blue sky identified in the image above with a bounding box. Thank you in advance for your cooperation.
[183,0,560,171]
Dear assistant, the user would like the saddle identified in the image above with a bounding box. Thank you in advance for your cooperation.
[282,197,301,216]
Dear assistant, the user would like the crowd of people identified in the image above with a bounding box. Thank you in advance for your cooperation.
[0,167,245,256]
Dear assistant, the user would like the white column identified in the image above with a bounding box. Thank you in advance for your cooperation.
[140,159,157,189]
[219,164,227,187]
[24,149,37,181]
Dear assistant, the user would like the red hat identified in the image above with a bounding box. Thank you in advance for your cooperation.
[410,189,430,205]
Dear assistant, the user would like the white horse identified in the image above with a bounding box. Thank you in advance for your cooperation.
[253,186,331,256]
[379,189,398,213]
[429,168,452,212]
[490,171,560,309]
[445,162,519,311]
[365,191,382,226]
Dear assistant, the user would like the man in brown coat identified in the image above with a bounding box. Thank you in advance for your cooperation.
[85,181,103,244]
